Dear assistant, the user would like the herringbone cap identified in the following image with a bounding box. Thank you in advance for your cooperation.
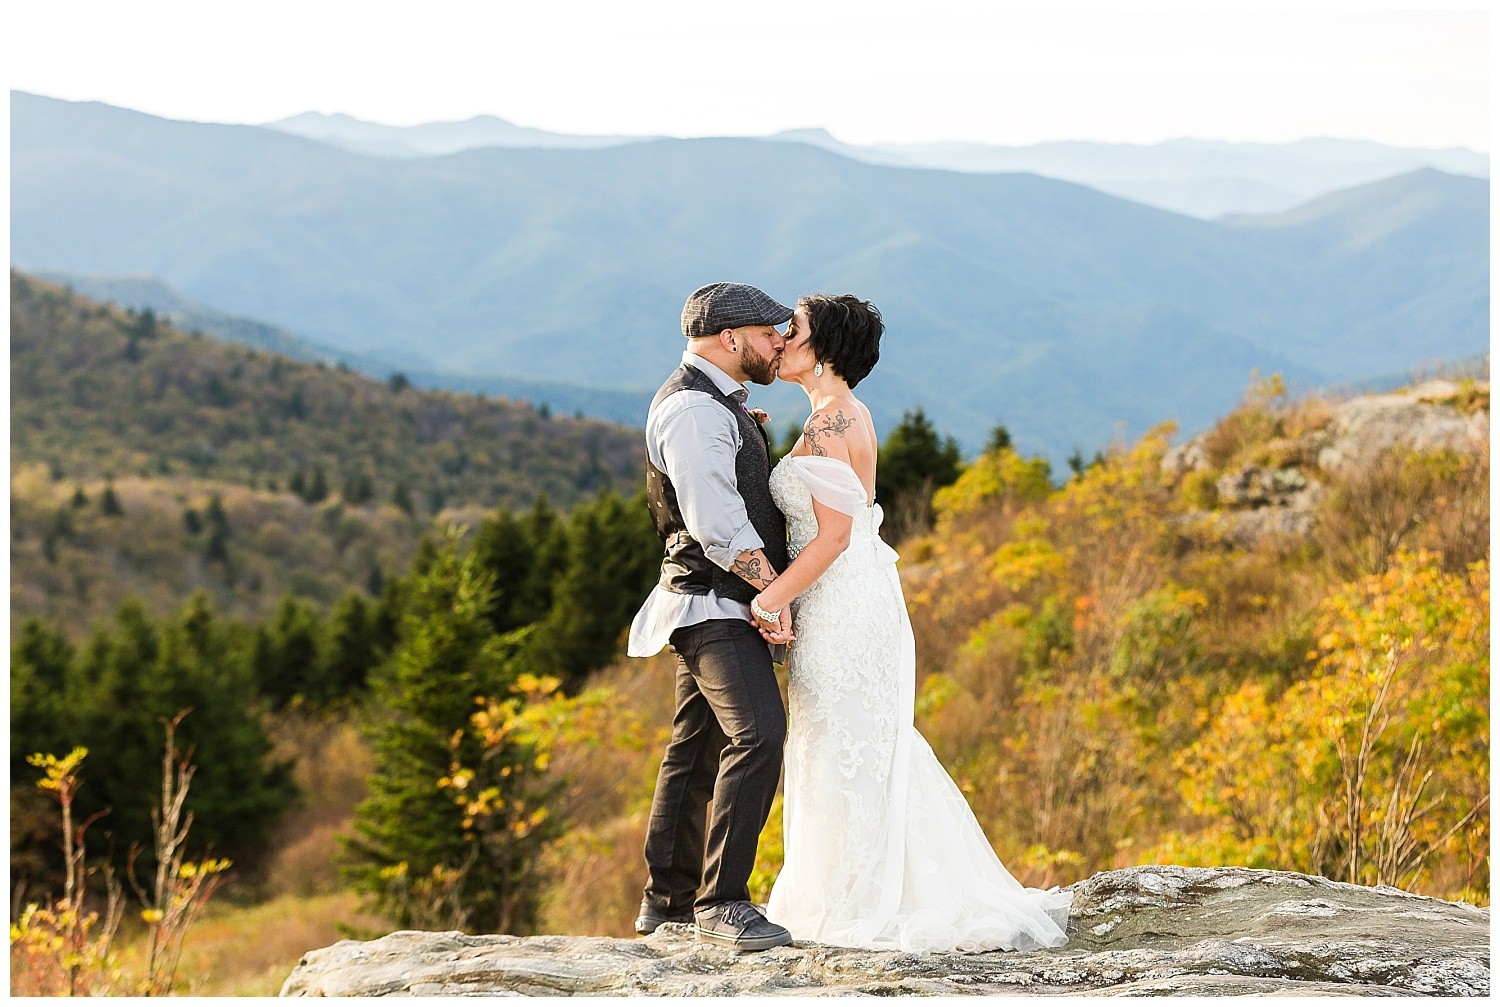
[681,282,793,338]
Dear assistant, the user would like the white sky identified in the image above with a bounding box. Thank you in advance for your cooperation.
[3,1,1493,150]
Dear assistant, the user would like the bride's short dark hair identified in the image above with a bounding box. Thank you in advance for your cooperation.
[801,294,883,388]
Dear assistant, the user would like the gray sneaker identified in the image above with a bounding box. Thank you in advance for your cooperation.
[635,900,693,935]
[694,901,792,951]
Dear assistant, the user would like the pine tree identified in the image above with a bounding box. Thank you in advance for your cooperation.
[308,465,330,504]
[342,472,374,505]
[342,525,527,932]
[876,407,963,504]
[471,508,537,635]
[203,494,231,566]
[987,423,1014,454]
[527,490,659,691]
[876,407,964,539]
[253,594,325,710]
[516,496,563,626]
[55,597,293,878]
[10,617,74,775]
[99,481,123,517]
[321,591,379,703]
[392,479,415,517]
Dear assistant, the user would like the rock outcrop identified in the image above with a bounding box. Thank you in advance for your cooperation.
[1163,379,1487,546]
[280,865,1489,996]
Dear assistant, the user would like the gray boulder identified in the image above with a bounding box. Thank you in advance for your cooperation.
[279,865,1488,996]
[1163,380,1486,546]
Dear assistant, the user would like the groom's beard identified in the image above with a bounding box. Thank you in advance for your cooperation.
[741,345,780,385]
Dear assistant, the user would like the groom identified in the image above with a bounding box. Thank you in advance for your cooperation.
[626,281,795,951]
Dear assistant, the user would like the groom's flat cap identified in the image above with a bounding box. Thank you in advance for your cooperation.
[681,282,793,338]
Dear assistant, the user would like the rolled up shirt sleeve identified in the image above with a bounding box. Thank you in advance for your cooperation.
[654,396,765,569]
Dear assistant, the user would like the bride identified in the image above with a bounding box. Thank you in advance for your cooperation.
[749,294,1072,953]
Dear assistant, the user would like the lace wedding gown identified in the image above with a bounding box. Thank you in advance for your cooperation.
[765,454,1072,953]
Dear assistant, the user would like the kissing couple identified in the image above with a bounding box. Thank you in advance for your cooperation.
[627,282,1073,952]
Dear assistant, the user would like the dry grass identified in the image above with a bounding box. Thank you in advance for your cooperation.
[111,890,389,995]
[259,709,376,899]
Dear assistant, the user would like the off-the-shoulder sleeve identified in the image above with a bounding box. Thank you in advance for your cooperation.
[789,455,869,515]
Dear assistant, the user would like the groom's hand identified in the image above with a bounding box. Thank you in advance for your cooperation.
[756,609,795,645]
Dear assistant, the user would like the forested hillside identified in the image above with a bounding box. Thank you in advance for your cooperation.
[10,273,641,634]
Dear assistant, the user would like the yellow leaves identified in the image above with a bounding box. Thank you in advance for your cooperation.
[141,908,164,924]
[932,446,1053,523]
[1178,549,1489,894]
[27,747,89,793]
[990,536,1065,592]
[175,858,229,881]
[915,673,961,719]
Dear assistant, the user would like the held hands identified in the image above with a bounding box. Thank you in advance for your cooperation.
[751,594,795,645]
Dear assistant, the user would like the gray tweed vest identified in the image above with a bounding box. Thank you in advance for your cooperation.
[645,364,787,603]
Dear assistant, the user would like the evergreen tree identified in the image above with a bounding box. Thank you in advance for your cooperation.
[516,496,563,626]
[471,508,537,635]
[203,494,231,566]
[342,472,374,505]
[138,595,296,872]
[183,506,202,534]
[527,490,660,691]
[320,591,379,703]
[987,424,1014,454]
[876,407,964,504]
[253,594,325,709]
[876,407,964,538]
[289,469,307,498]
[46,597,292,879]
[10,617,74,775]
[70,487,88,509]
[99,481,123,517]
[342,525,526,932]
[392,479,415,517]
[307,465,330,504]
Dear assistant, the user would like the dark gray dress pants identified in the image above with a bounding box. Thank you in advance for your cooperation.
[642,618,787,915]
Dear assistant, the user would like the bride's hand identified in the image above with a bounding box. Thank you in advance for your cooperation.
[752,595,795,644]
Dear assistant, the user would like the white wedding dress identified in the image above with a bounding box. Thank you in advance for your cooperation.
[765,454,1072,953]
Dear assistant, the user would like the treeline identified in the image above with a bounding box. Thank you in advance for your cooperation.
[9,272,638,513]
[10,487,661,901]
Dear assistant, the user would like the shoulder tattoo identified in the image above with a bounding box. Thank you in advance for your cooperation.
[803,409,855,458]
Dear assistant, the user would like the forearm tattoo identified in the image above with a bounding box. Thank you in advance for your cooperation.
[803,409,854,457]
[731,551,777,590]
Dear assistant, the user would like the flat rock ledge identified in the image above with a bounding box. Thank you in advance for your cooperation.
[280,865,1489,997]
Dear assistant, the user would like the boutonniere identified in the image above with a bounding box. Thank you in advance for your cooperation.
[747,407,771,426]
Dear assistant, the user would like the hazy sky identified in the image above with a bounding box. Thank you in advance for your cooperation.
[5,1,1492,151]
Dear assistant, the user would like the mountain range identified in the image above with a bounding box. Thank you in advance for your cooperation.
[11,91,1489,462]
[267,111,1487,220]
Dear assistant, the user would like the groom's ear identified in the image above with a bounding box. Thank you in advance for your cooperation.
[718,328,738,353]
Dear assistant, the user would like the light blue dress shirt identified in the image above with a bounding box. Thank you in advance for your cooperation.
[627,351,768,657]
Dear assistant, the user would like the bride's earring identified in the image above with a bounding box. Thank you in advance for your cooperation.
[814,361,824,378]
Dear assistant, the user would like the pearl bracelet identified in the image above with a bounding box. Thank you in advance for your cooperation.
[750,597,782,624]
